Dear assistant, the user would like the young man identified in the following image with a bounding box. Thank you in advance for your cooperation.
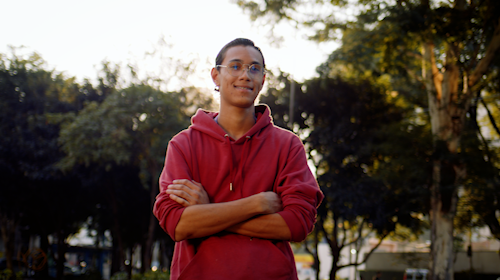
[153,38,323,280]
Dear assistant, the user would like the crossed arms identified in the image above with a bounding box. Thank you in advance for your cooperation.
[153,135,323,243]
[166,179,291,241]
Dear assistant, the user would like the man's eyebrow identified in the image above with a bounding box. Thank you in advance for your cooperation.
[228,58,263,65]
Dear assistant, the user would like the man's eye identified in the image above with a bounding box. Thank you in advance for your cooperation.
[250,65,261,72]
[230,63,242,70]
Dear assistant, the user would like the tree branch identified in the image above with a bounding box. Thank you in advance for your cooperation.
[423,41,443,100]
[469,18,500,87]
[343,218,367,248]
[337,232,390,270]
[321,214,334,250]
[341,219,348,247]
[359,232,389,264]
[481,98,500,137]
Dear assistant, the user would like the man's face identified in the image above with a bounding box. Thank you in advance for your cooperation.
[211,45,266,109]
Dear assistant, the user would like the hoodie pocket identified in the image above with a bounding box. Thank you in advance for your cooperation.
[177,234,295,280]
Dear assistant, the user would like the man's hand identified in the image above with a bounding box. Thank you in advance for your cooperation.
[166,179,210,207]
[256,192,282,214]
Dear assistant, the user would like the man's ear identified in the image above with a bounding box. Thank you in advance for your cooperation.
[211,67,220,87]
[261,74,266,86]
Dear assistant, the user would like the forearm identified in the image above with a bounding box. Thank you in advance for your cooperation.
[175,194,268,241]
[225,213,291,240]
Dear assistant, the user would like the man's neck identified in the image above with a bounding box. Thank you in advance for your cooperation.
[217,106,256,140]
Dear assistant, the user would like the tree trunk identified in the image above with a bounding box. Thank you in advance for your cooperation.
[329,241,341,280]
[329,260,339,280]
[107,182,126,275]
[159,237,175,272]
[430,159,459,280]
[423,40,467,280]
[312,227,320,280]
[141,159,160,273]
[0,214,18,273]
[127,246,134,280]
[38,232,50,278]
[55,229,67,280]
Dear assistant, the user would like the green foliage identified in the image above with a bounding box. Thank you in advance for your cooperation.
[455,101,500,238]
[0,47,92,235]
[307,76,429,233]
[53,62,213,274]
[0,47,104,280]
[236,0,300,21]
[57,83,189,173]
[0,47,214,278]
[260,70,431,278]
[132,271,170,280]
[0,269,23,280]
[110,271,170,280]
[110,271,129,280]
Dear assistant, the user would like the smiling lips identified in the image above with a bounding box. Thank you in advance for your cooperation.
[235,85,253,91]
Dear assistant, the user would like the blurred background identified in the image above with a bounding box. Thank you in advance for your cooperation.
[1,0,500,280]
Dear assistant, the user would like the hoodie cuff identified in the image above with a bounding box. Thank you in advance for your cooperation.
[278,211,308,242]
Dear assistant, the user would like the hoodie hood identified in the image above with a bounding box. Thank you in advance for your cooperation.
[190,104,272,143]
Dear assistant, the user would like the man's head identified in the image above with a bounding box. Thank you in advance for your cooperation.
[211,38,266,109]
[215,38,265,70]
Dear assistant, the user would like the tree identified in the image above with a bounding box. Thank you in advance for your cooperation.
[0,49,93,279]
[455,83,500,244]
[260,71,430,279]
[467,56,500,242]
[236,1,500,278]
[56,68,213,275]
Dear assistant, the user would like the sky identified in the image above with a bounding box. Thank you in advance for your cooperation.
[1,0,338,91]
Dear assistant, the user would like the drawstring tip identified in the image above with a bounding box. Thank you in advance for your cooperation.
[230,183,233,191]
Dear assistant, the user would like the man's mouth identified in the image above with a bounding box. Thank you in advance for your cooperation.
[235,85,253,91]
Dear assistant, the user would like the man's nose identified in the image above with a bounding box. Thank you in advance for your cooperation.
[238,67,252,79]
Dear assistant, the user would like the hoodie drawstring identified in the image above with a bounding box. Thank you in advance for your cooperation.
[224,134,234,191]
[235,136,252,190]
[224,134,252,192]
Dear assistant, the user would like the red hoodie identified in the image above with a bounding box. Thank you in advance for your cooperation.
[153,104,324,280]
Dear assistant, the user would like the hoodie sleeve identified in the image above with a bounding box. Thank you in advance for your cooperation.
[276,136,324,242]
[153,138,192,241]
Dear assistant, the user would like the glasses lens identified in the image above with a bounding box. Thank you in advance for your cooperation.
[249,64,262,75]
[228,62,243,76]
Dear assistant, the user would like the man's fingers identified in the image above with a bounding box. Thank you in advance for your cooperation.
[169,182,201,199]
[174,180,209,200]
[173,179,204,191]
[169,186,198,202]
[167,186,194,204]
[191,180,203,187]
[168,193,189,207]
[168,179,210,205]
[169,183,194,193]
[173,179,196,187]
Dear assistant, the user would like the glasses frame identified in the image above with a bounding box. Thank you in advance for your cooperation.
[216,62,267,78]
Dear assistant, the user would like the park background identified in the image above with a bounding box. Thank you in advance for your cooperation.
[1,0,500,280]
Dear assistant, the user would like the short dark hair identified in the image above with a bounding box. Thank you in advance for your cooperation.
[215,38,265,70]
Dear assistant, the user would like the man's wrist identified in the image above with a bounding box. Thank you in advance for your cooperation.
[249,193,267,215]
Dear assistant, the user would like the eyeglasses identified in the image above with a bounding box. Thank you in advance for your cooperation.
[216,61,266,77]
